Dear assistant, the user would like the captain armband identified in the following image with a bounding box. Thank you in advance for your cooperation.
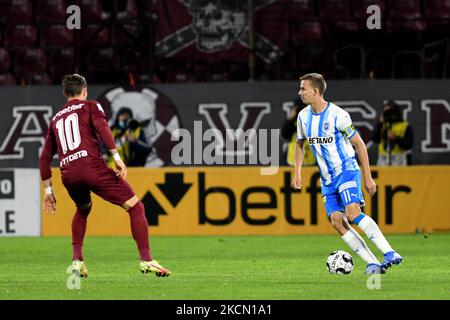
[342,124,357,139]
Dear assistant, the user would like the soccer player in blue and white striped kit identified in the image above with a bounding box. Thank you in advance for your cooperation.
[291,73,402,274]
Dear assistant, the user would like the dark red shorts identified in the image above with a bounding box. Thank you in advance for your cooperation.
[62,165,135,207]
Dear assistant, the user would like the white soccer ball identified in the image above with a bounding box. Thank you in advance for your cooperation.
[326,250,354,274]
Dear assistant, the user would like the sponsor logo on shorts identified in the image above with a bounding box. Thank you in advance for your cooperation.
[338,181,357,193]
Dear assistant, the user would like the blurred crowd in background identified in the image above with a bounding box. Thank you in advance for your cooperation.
[0,0,449,85]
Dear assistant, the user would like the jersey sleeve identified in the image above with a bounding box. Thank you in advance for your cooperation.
[39,125,57,181]
[296,113,306,141]
[336,110,357,139]
[89,101,116,151]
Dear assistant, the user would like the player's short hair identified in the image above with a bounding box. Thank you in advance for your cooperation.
[62,74,87,97]
[299,73,327,95]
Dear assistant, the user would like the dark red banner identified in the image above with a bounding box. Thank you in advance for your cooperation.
[154,0,288,63]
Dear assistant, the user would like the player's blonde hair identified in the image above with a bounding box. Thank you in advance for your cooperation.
[299,73,327,96]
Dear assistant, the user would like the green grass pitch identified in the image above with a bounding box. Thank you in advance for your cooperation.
[0,234,449,300]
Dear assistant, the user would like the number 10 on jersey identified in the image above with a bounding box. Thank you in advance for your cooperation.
[55,113,81,155]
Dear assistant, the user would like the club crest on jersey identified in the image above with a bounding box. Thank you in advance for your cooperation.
[324,122,329,131]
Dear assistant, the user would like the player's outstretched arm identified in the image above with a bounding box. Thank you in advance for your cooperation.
[291,139,305,190]
[350,133,377,196]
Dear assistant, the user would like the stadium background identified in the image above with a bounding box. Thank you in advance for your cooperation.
[0,0,450,237]
[0,0,449,301]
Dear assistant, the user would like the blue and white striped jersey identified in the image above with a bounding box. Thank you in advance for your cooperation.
[297,102,359,185]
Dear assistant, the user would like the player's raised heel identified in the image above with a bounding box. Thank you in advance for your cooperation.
[381,251,403,269]
[139,260,171,277]
[72,259,88,278]
[365,263,385,275]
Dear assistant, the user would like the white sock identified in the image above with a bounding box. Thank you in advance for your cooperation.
[358,215,394,254]
[341,230,379,265]
[348,227,380,262]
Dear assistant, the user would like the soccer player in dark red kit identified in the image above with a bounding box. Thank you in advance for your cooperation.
[39,74,171,278]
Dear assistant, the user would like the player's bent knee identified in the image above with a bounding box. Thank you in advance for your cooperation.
[122,195,139,211]
[331,220,343,230]
[345,203,360,222]
[78,202,92,216]
[78,202,92,210]
[330,212,344,229]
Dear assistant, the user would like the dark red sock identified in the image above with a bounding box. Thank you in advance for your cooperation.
[71,204,91,261]
[128,201,152,261]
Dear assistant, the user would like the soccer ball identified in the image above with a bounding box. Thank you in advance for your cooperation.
[326,250,354,274]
